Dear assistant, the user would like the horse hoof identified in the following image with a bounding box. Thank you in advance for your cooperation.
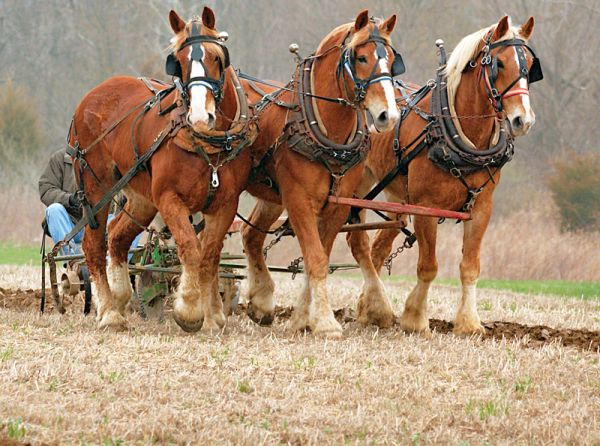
[98,310,127,331]
[357,309,396,329]
[173,313,204,333]
[453,322,485,337]
[247,306,274,326]
[315,329,343,339]
[399,311,429,334]
[312,316,343,339]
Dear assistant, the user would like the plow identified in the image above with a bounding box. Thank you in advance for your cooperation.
[41,195,471,319]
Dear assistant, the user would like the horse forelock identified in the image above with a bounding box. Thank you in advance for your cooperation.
[347,18,391,51]
[445,19,527,104]
[168,21,223,59]
[316,19,391,54]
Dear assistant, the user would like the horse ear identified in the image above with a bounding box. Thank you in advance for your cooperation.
[169,10,186,34]
[492,15,510,41]
[354,9,369,31]
[202,6,216,29]
[519,16,535,40]
[380,14,397,35]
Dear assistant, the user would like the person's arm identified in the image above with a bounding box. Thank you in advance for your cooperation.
[38,153,74,209]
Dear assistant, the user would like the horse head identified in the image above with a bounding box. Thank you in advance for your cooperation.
[167,8,231,132]
[335,10,402,133]
[463,16,542,137]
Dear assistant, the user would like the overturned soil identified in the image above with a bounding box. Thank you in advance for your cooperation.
[2,287,599,352]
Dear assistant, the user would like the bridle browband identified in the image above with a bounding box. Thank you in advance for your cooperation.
[336,24,405,103]
[469,32,543,113]
[165,21,230,105]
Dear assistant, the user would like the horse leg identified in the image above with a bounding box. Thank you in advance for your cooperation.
[197,201,239,331]
[453,207,491,335]
[286,199,342,338]
[399,215,437,334]
[240,199,284,325]
[346,209,395,328]
[81,205,124,329]
[107,193,156,315]
[157,191,204,332]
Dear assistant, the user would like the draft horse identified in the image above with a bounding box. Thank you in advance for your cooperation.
[347,16,542,334]
[68,8,256,332]
[240,10,403,338]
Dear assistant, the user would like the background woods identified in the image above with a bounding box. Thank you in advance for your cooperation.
[0,0,598,277]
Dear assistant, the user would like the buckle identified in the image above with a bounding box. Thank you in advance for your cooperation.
[450,167,462,178]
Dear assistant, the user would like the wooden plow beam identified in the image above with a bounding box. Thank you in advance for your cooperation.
[227,217,408,234]
[328,196,472,221]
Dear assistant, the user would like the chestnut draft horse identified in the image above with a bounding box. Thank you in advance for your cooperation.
[347,16,542,335]
[240,10,402,338]
[68,8,256,332]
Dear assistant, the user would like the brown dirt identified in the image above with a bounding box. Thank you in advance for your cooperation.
[3,287,598,353]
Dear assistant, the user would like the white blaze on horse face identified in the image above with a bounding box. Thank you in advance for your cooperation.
[367,49,399,132]
[187,46,215,127]
[506,47,535,135]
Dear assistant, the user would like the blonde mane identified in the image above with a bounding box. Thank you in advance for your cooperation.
[445,19,524,103]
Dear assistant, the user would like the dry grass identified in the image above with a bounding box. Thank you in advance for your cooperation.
[0,186,44,246]
[1,271,599,445]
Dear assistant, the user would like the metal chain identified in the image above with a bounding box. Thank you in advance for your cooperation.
[288,256,304,279]
[383,245,404,276]
[262,222,294,259]
[412,107,498,120]
[383,232,417,275]
[263,236,280,259]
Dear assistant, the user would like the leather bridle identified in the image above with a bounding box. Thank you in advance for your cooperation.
[165,21,230,106]
[470,33,543,113]
[336,25,405,104]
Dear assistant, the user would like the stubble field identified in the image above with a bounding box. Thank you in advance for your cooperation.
[0,266,599,445]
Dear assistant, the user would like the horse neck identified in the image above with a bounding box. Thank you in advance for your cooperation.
[215,69,239,130]
[453,70,497,148]
[311,55,357,144]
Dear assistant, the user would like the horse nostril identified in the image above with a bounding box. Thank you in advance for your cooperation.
[377,110,389,124]
[208,113,216,128]
[512,116,524,130]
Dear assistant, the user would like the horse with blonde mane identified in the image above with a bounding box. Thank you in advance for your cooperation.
[68,8,256,332]
[346,16,542,334]
[240,10,402,338]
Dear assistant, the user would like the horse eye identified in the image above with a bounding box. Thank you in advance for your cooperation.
[357,56,368,64]
[497,60,504,69]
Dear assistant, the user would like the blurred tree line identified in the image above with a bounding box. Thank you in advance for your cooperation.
[0,0,598,229]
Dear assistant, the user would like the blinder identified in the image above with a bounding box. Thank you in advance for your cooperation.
[528,56,543,83]
[166,53,182,78]
[391,50,406,77]
[490,57,498,81]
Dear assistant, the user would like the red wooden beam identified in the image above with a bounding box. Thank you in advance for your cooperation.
[328,196,471,221]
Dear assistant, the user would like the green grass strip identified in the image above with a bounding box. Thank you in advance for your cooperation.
[0,244,40,265]
[339,272,600,300]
